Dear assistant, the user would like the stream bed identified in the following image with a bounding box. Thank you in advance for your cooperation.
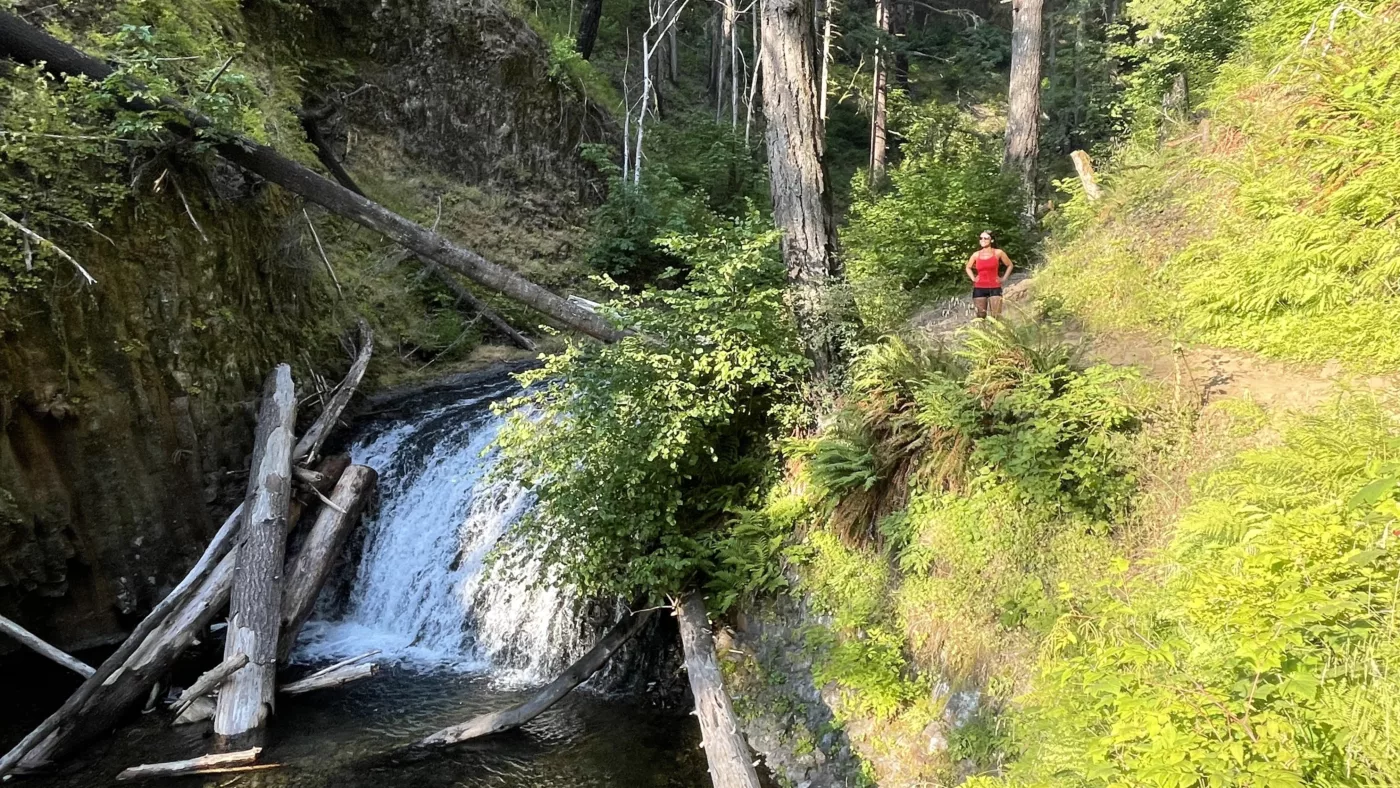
[1,369,708,787]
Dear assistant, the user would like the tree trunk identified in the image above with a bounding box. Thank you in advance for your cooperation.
[298,109,363,197]
[115,749,264,782]
[760,0,841,381]
[0,12,624,344]
[1070,150,1102,200]
[277,465,377,663]
[1004,0,1045,224]
[818,0,834,120]
[280,662,378,695]
[869,0,891,182]
[424,263,536,351]
[171,654,249,718]
[293,322,372,465]
[718,0,736,123]
[576,0,604,59]
[214,366,297,751]
[416,609,654,747]
[0,616,95,678]
[1,501,245,777]
[676,594,760,788]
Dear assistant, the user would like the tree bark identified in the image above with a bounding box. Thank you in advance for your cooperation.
[676,594,760,788]
[761,0,842,381]
[0,615,95,678]
[214,366,297,751]
[416,609,655,747]
[0,12,624,344]
[576,0,604,59]
[277,465,377,663]
[1,501,245,777]
[869,0,891,182]
[115,749,262,782]
[298,109,364,197]
[171,654,249,718]
[1004,0,1045,224]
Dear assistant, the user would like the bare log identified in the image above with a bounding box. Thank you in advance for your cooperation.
[426,263,537,351]
[171,654,249,718]
[677,594,761,788]
[294,321,372,465]
[115,748,261,782]
[0,11,625,344]
[1070,150,1103,201]
[280,662,378,695]
[278,465,377,663]
[417,608,654,747]
[300,650,381,681]
[172,697,215,726]
[1,501,245,777]
[214,365,296,750]
[0,615,95,678]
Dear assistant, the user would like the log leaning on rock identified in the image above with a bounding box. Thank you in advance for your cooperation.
[0,12,624,344]
[677,594,762,788]
[278,465,378,663]
[171,654,249,718]
[416,608,656,747]
[0,615,95,678]
[214,365,297,751]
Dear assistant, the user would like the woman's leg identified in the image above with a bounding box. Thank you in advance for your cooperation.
[989,295,1004,318]
[973,296,988,319]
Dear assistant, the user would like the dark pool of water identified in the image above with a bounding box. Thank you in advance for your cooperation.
[2,652,708,788]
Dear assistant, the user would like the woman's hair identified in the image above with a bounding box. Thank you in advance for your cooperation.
[980,230,996,244]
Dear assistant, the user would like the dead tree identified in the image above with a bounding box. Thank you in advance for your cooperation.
[1070,150,1103,200]
[1004,0,1046,224]
[576,0,604,59]
[214,365,297,750]
[869,0,891,181]
[0,11,623,343]
[0,615,95,678]
[417,609,655,746]
[677,594,761,788]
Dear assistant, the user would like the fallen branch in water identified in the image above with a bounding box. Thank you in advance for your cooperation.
[281,662,378,695]
[115,748,264,782]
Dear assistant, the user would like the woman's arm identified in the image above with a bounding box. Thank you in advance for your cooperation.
[966,254,979,282]
[999,250,1015,280]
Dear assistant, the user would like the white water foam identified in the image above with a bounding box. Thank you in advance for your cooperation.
[295,387,592,684]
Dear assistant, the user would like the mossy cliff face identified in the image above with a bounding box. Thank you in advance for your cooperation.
[1,0,603,650]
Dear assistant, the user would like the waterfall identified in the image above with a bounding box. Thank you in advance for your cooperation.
[295,377,594,683]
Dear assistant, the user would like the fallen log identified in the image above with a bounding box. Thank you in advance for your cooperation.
[215,365,297,751]
[294,321,373,465]
[0,12,624,344]
[676,594,761,788]
[1070,150,1103,201]
[0,501,245,777]
[289,454,351,529]
[280,662,378,695]
[170,654,249,718]
[0,615,95,678]
[426,262,537,352]
[417,608,655,747]
[115,747,261,782]
[277,465,378,663]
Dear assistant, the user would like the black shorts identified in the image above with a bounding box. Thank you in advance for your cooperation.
[972,287,1003,299]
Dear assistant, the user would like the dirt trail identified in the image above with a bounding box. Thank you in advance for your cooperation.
[910,276,1396,412]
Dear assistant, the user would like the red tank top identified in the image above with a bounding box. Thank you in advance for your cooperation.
[973,250,1001,288]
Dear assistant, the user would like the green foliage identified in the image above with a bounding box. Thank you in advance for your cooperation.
[813,628,927,721]
[703,489,809,614]
[997,398,1400,787]
[493,216,807,599]
[1042,1,1400,370]
[843,101,1026,333]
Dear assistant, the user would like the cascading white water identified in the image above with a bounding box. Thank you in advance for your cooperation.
[296,378,594,683]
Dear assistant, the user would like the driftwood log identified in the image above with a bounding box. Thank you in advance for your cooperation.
[0,503,245,777]
[1071,150,1103,201]
[280,662,378,695]
[171,654,249,718]
[0,12,624,344]
[677,594,761,788]
[278,465,377,663]
[115,748,263,782]
[293,321,372,465]
[0,615,95,678]
[214,365,297,750]
[417,609,655,747]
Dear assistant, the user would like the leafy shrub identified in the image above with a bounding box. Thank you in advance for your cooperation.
[493,216,807,599]
[998,397,1400,787]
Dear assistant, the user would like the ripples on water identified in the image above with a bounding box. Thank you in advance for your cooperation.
[1,372,707,787]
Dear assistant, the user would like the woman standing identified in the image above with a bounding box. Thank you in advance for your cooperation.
[965,231,1014,319]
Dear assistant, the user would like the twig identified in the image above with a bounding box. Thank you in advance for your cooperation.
[202,55,237,94]
[0,211,95,285]
[0,130,149,144]
[170,176,208,243]
[302,209,344,298]
[309,484,349,515]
